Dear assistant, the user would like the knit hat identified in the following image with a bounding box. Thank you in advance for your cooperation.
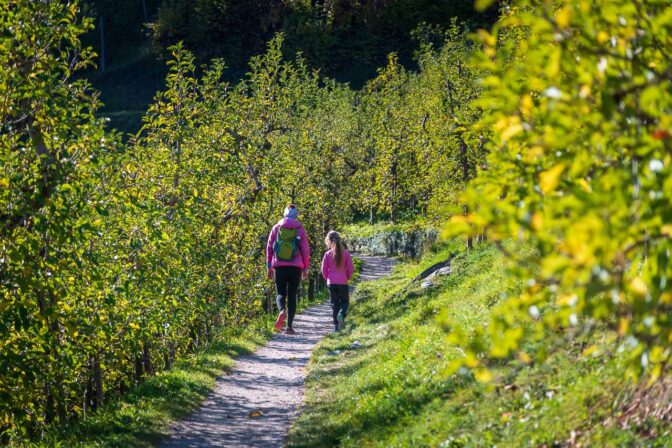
[284,204,298,220]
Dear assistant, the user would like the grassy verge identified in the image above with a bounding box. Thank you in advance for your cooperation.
[36,291,327,448]
[289,241,672,447]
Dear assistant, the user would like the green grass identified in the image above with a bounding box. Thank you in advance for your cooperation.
[36,292,327,448]
[289,242,672,447]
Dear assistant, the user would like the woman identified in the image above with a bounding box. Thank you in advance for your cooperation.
[266,204,310,334]
[321,231,354,332]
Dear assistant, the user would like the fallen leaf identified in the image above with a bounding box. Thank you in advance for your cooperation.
[248,410,264,418]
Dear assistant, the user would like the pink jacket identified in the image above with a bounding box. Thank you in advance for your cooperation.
[321,249,354,285]
[266,218,310,271]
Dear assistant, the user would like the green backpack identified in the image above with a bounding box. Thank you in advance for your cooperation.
[274,227,299,261]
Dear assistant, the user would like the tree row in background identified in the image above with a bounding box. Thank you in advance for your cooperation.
[1,1,484,442]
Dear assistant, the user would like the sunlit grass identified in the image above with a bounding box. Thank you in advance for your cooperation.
[289,241,672,447]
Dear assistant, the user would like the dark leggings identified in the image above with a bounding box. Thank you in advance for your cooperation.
[274,266,301,328]
[328,284,350,325]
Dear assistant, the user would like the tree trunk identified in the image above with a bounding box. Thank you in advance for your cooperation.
[134,355,143,382]
[459,136,472,250]
[464,204,473,250]
[93,356,103,410]
[55,375,67,423]
[142,342,153,376]
[44,382,54,424]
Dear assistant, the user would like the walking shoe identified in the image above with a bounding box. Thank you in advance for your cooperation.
[285,327,296,335]
[274,310,287,331]
[337,311,345,330]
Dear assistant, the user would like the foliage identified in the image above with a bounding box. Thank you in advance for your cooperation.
[0,2,369,441]
[1,0,111,438]
[345,22,484,225]
[449,0,672,379]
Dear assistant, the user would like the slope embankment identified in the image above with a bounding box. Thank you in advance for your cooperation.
[289,241,672,447]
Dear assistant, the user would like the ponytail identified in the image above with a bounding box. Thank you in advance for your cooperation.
[325,231,346,267]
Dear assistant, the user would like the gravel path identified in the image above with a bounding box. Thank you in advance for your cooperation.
[160,255,396,448]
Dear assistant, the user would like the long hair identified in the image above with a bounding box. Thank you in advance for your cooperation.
[325,231,346,267]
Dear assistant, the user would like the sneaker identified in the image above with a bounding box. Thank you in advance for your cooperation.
[285,327,296,335]
[274,310,287,331]
[337,311,345,331]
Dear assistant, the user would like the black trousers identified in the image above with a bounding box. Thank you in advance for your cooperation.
[328,284,350,326]
[274,266,301,328]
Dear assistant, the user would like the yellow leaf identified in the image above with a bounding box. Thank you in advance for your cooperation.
[579,84,591,98]
[581,345,598,357]
[629,277,647,297]
[525,146,544,162]
[0,178,8,188]
[520,94,533,119]
[517,351,532,364]
[618,318,629,336]
[557,294,578,307]
[474,368,493,383]
[539,164,565,194]
[660,225,672,237]
[476,29,496,47]
[531,213,543,230]
[555,7,572,28]
[248,410,264,418]
[660,292,672,304]
[578,178,592,193]
[501,123,523,142]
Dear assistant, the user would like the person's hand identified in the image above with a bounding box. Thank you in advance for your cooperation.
[267,268,274,280]
[301,271,308,280]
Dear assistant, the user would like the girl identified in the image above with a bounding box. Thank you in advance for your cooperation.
[321,231,354,332]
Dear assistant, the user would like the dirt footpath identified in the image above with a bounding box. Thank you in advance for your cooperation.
[160,255,395,448]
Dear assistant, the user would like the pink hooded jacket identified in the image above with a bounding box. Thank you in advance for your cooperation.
[321,249,354,285]
[266,218,310,271]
